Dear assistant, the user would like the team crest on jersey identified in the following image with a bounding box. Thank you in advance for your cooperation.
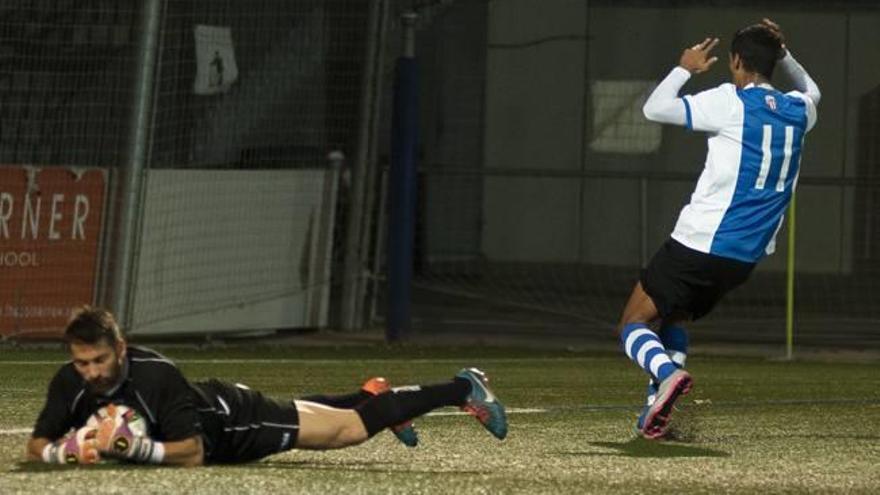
[764,95,777,111]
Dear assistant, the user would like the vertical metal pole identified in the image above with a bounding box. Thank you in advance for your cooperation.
[785,192,797,360]
[109,0,163,328]
[386,12,419,342]
[369,166,389,325]
[341,0,389,330]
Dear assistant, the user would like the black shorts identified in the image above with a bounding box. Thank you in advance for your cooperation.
[193,379,300,464]
[641,238,755,321]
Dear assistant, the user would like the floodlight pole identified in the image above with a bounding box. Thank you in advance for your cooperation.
[386,12,419,342]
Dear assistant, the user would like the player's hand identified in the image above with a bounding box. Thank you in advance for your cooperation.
[761,18,787,58]
[94,404,157,462]
[679,37,719,74]
[46,426,101,464]
[94,404,138,456]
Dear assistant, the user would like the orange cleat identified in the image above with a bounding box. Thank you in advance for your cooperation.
[361,377,419,447]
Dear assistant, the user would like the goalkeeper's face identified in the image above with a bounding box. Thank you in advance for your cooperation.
[70,339,126,395]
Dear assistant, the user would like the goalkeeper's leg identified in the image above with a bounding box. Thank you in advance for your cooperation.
[294,375,478,449]
[299,377,420,447]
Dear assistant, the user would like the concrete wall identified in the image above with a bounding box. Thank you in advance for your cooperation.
[483,0,587,263]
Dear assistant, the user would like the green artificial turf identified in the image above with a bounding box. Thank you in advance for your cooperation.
[0,346,877,494]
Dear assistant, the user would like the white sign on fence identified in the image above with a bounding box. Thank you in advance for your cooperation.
[193,25,238,95]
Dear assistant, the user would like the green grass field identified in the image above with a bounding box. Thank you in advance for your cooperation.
[0,345,878,494]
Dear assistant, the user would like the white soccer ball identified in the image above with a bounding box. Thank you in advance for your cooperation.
[87,403,149,437]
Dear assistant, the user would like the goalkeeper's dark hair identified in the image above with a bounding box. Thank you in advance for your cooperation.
[731,23,784,80]
[64,306,124,346]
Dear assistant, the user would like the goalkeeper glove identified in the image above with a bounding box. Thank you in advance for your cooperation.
[94,404,164,464]
[42,426,100,464]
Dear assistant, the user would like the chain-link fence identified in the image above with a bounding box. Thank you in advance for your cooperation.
[0,0,374,338]
[2,0,879,350]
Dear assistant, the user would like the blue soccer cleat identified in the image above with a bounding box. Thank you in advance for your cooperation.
[639,369,692,440]
[362,377,419,447]
[456,367,508,440]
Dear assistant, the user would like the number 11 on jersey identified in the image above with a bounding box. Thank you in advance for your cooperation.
[754,125,795,192]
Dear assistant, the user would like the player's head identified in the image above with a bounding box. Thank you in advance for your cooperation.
[729,23,783,83]
[64,306,127,394]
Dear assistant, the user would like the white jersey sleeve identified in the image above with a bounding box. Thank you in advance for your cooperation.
[777,50,820,132]
[642,66,690,126]
[681,84,738,133]
[786,90,818,132]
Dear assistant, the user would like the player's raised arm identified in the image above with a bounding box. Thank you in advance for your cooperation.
[643,37,719,125]
[761,18,821,106]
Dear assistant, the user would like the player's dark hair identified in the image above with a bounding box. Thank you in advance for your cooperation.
[64,306,124,346]
[730,24,783,80]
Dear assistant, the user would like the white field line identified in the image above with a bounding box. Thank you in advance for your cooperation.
[0,408,550,435]
[0,428,33,435]
[427,407,546,417]
[5,398,878,436]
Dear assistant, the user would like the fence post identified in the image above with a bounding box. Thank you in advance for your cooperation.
[341,0,390,330]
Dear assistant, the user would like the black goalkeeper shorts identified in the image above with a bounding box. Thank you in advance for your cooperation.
[194,379,300,464]
[640,238,756,321]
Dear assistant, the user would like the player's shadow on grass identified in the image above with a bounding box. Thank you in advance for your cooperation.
[251,460,488,475]
[13,461,161,473]
[576,437,729,458]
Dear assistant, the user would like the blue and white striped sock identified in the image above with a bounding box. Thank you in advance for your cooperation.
[621,323,677,384]
[646,325,689,405]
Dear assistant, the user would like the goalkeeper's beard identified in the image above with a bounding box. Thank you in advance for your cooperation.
[88,377,115,394]
[86,359,124,395]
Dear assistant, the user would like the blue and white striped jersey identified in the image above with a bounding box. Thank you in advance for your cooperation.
[673,82,818,262]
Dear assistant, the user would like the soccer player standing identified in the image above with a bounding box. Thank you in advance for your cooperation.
[616,19,820,439]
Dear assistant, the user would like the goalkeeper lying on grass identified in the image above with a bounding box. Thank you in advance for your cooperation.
[26,306,507,466]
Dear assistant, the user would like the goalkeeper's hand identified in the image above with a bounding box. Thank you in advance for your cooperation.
[94,404,161,463]
[43,426,100,464]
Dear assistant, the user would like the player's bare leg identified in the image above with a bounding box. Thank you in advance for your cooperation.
[299,378,420,447]
[616,282,661,335]
[294,401,369,449]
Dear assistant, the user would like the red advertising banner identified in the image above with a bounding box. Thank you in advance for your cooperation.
[0,166,107,339]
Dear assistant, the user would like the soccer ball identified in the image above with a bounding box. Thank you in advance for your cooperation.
[87,403,149,437]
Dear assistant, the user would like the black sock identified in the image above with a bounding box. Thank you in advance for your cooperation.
[299,390,372,409]
[355,378,472,437]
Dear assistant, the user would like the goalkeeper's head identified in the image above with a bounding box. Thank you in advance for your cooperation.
[729,23,784,82]
[64,306,127,395]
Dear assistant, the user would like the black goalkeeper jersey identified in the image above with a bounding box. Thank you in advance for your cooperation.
[32,346,204,444]
[32,345,300,463]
